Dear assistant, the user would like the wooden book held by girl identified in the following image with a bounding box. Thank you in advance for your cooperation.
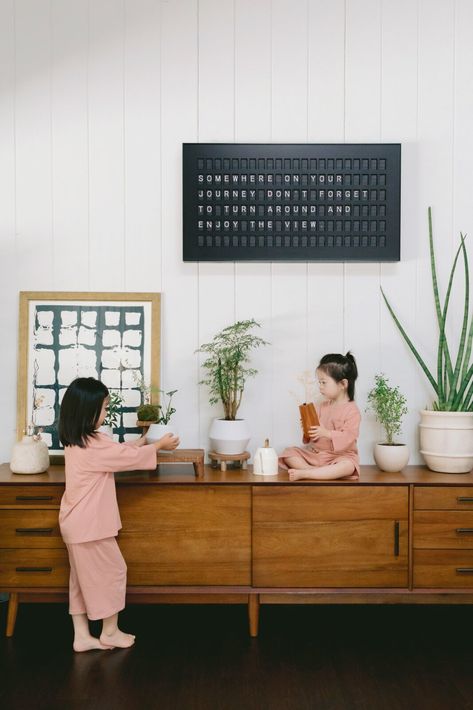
[299,402,320,439]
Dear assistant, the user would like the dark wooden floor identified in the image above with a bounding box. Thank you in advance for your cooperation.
[1,601,473,710]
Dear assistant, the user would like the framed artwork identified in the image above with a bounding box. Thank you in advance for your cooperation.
[17,292,161,456]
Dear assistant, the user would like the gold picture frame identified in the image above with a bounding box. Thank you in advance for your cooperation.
[17,291,161,456]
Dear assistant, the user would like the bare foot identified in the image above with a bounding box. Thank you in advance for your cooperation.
[100,628,135,648]
[73,636,114,653]
[288,469,305,481]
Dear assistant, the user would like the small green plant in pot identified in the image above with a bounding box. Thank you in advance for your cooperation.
[196,319,269,454]
[100,390,124,436]
[381,207,473,472]
[366,374,409,473]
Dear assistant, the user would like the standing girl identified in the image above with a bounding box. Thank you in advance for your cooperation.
[280,352,361,481]
[58,377,179,652]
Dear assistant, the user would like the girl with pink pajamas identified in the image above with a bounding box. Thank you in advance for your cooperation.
[280,352,361,481]
[58,377,179,652]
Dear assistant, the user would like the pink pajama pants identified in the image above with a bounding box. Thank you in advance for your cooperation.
[66,537,127,621]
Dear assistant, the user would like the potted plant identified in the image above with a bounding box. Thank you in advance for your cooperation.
[196,319,268,455]
[99,390,124,437]
[381,207,473,472]
[366,374,409,472]
[134,374,178,442]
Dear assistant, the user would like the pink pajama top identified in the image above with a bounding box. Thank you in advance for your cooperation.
[59,433,157,544]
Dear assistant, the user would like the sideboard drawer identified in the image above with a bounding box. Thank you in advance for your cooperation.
[414,487,473,511]
[414,550,473,588]
[0,510,64,548]
[414,511,473,549]
[0,549,69,587]
[0,486,63,507]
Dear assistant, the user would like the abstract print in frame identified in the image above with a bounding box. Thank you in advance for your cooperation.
[17,292,161,457]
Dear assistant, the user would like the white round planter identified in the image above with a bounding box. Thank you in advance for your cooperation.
[419,410,473,473]
[373,443,410,473]
[146,423,178,453]
[209,418,250,455]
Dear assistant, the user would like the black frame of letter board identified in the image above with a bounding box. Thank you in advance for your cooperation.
[182,143,401,263]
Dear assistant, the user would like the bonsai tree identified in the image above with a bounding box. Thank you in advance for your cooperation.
[104,390,124,429]
[196,319,268,420]
[366,374,408,445]
[382,207,473,411]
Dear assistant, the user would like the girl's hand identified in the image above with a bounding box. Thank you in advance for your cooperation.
[155,433,180,451]
[308,426,331,441]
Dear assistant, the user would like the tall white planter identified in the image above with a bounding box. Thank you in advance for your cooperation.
[209,419,250,455]
[419,410,473,473]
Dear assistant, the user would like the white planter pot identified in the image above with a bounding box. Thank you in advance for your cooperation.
[146,423,178,453]
[373,443,410,473]
[419,410,473,473]
[10,435,50,475]
[209,418,250,455]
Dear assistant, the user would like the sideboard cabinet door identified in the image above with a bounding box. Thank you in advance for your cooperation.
[252,486,408,588]
[117,485,251,586]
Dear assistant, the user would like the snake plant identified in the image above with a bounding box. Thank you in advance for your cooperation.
[381,207,473,411]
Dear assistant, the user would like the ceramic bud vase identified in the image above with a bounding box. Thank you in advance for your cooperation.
[10,435,50,475]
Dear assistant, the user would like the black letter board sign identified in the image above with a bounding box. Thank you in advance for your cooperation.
[183,143,401,262]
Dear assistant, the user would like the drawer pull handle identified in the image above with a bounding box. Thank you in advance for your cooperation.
[394,521,400,556]
[456,568,473,574]
[15,495,54,501]
[15,567,53,573]
[457,497,473,503]
[15,528,54,534]
[455,528,473,534]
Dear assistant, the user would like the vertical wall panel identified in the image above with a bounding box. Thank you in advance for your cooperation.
[0,0,17,453]
[344,0,382,464]
[124,0,162,291]
[197,0,236,446]
[15,0,53,289]
[161,0,199,446]
[51,0,89,289]
[271,0,309,451]
[234,0,273,455]
[416,0,455,409]
[379,0,420,457]
[307,0,345,417]
[88,0,125,290]
[453,1,473,253]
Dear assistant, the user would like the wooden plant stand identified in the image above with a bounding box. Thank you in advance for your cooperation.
[157,449,205,478]
[208,450,250,471]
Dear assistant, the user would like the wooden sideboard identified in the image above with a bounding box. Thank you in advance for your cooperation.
[2,463,473,638]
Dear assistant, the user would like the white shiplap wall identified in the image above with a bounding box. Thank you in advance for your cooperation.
[0,0,471,464]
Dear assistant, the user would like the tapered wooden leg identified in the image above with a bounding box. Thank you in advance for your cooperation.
[194,461,204,478]
[248,594,260,638]
[6,593,19,637]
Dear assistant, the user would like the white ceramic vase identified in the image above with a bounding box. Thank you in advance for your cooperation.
[373,443,410,473]
[419,410,473,473]
[252,439,279,475]
[209,418,250,455]
[10,435,50,475]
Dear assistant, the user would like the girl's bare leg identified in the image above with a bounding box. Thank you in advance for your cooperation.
[71,613,112,652]
[100,612,135,648]
[289,460,356,481]
[283,456,311,470]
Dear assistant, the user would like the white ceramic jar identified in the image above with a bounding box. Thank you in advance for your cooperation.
[10,435,50,475]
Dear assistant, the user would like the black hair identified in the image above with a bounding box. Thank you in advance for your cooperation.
[59,377,109,448]
[317,351,358,401]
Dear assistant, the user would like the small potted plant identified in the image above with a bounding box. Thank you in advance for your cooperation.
[134,374,178,443]
[196,318,268,454]
[99,390,124,438]
[366,374,409,472]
